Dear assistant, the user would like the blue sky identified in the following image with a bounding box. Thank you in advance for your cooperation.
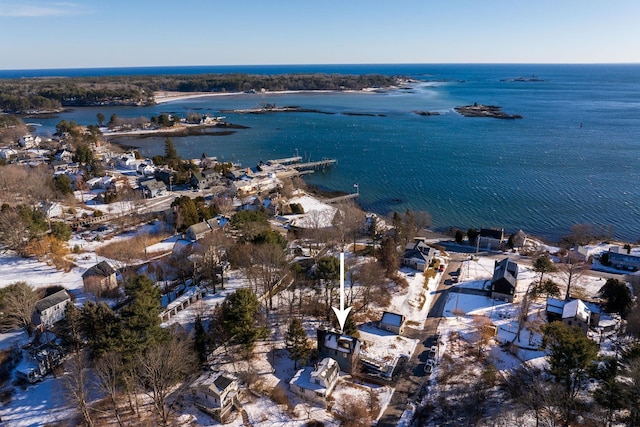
[1,0,638,69]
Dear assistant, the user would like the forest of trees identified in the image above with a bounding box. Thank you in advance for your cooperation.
[0,73,400,112]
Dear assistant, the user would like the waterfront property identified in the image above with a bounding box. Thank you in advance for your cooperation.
[402,237,436,271]
[490,258,518,302]
[606,246,640,271]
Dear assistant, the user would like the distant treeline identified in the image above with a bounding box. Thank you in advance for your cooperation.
[0,73,400,113]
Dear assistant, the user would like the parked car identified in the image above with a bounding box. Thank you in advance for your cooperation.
[423,359,434,375]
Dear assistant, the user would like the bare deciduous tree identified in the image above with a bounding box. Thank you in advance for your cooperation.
[136,329,198,426]
[94,351,125,427]
[63,352,95,427]
[0,281,41,335]
[557,252,587,300]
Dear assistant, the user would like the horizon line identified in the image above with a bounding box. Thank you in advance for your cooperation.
[1,62,640,73]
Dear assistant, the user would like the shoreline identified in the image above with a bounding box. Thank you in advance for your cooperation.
[153,87,386,104]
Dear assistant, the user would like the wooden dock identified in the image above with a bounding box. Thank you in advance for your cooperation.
[324,193,359,204]
[292,158,337,171]
[267,156,302,165]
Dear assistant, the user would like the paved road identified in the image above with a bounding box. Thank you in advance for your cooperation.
[377,254,465,426]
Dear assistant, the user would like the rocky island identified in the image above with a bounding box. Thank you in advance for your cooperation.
[454,104,523,119]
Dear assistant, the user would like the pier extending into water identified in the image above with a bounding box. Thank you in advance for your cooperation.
[324,193,359,204]
[267,156,302,165]
[292,158,337,171]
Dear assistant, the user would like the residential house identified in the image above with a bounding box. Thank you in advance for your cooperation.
[490,258,518,302]
[190,171,206,190]
[479,228,504,250]
[606,247,640,271]
[82,261,118,294]
[401,237,436,271]
[139,178,167,198]
[0,148,18,162]
[19,134,41,149]
[317,327,361,374]
[185,218,219,242]
[31,290,71,331]
[379,311,406,335]
[191,371,238,423]
[54,149,74,162]
[41,202,63,219]
[562,299,592,334]
[137,163,156,176]
[546,297,601,333]
[289,357,340,404]
[117,152,138,170]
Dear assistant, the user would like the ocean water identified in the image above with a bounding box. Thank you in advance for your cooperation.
[21,64,640,242]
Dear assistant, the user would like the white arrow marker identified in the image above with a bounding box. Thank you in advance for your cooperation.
[332,252,352,331]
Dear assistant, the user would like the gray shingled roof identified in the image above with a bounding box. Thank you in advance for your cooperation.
[35,290,71,312]
[82,261,116,279]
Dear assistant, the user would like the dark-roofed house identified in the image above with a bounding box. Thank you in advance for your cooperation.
[139,178,167,198]
[490,258,518,302]
[82,261,117,295]
[32,290,71,331]
[479,228,504,251]
[289,357,340,404]
[379,311,406,335]
[317,327,361,374]
[402,238,436,271]
[606,247,640,271]
[191,371,238,423]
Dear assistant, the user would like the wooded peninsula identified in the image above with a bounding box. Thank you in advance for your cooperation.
[0,73,400,114]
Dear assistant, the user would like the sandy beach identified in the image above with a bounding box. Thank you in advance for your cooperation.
[153,88,375,104]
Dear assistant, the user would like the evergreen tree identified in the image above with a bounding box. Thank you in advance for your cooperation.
[533,254,556,287]
[60,303,83,354]
[81,301,120,358]
[171,196,199,232]
[599,278,633,317]
[285,318,311,369]
[592,356,625,426]
[342,313,359,338]
[96,112,105,126]
[543,322,598,424]
[194,314,208,364]
[221,288,265,352]
[119,275,166,358]
[164,138,180,169]
[53,174,73,195]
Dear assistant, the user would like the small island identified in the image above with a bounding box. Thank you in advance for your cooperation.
[413,111,441,116]
[454,104,523,120]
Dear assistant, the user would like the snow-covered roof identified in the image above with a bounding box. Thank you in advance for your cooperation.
[381,311,404,327]
[546,297,565,316]
[562,299,590,323]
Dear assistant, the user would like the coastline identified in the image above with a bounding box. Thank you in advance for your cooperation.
[153,87,383,104]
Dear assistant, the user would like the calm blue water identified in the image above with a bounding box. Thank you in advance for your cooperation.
[17,64,640,242]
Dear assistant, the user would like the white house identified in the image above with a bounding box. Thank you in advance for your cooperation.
[19,134,41,149]
[191,371,238,423]
[117,152,138,170]
[289,357,340,403]
[0,148,18,162]
[31,290,71,331]
[42,202,63,219]
[379,311,406,335]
